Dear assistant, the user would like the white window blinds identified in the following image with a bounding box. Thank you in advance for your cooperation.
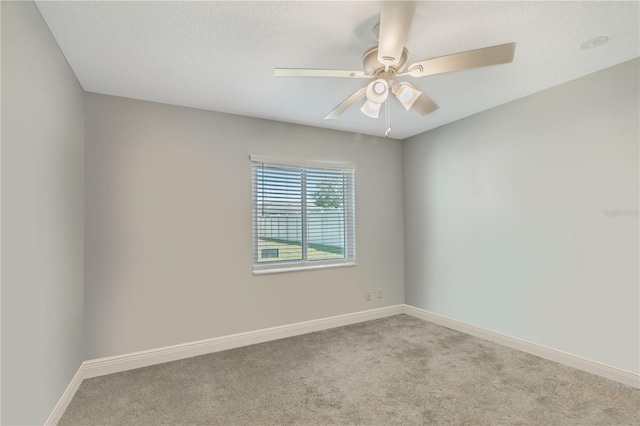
[251,158,356,274]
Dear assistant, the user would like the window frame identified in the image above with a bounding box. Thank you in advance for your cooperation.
[250,155,356,275]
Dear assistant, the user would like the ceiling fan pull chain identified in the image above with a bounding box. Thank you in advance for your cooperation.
[385,98,391,137]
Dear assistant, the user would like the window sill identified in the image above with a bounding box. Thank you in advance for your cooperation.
[252,260,356,275]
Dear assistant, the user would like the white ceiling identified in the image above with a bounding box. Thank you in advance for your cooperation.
[36,1,639,140]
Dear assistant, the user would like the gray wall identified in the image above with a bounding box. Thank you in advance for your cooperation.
[1,1,85,424]
[403,59,639,374]
[84,93,404,359]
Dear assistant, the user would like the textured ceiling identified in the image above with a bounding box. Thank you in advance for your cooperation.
[36,1,639,140]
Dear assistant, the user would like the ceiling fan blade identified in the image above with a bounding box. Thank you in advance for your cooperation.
[377,1,416,68]
[400,42,516,78]
[324,87,367,120]
[274,69,372,78]
[412,93,439,116]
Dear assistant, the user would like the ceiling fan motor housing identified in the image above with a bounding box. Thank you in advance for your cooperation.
[362,46,409,79]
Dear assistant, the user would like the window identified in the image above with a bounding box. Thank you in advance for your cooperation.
[251,156,355,274]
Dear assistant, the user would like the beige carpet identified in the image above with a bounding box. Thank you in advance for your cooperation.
[60,314,639,425]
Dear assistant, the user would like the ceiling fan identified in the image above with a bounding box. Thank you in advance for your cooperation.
[274,1,516,123]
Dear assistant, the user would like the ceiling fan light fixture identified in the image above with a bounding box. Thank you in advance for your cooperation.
[365,78,389,104]
[361,100,382,118]
[394,83,422,111]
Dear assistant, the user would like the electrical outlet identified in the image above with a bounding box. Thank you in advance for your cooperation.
[365,291,371,301]
[377,288,382,299]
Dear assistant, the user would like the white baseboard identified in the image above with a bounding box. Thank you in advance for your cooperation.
[403,304,640,389]
[44,366,85,426]
[47,302,638,424]
[82,304,404,379]
[46,304,402,424]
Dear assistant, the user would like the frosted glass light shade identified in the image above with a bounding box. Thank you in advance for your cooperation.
[395,83,422,111]
[360,100,382,118]
[365,79,389,104]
